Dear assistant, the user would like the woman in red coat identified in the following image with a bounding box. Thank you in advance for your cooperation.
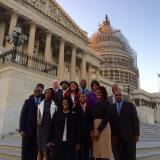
[64,81,80,108]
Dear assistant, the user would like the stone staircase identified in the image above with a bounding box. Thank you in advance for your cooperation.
[0,123,160,160]
[136,123,160,160]
[0,133,21,160]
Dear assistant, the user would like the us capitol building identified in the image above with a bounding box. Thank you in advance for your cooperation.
[0,0,160,135]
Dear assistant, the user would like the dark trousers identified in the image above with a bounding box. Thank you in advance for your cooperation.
[118,141,136,160]
[77,139,90,160]
[54,142,77,160]
[112,142,119,160]
[21,136,37,160]
[92,158,109,160]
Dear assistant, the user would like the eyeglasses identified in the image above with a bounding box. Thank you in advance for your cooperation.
[35,90,41,92]
[115,94,121,96]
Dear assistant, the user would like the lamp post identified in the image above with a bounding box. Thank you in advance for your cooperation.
[124,81,132,99]
[6,26,28,61]
[124,80,136,100]
[127,84,131,99]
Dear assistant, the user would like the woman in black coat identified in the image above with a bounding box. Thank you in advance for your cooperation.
[47,97,80,160]
[74,93,91,160]
[37,88,57,160]
[90,86,112,160]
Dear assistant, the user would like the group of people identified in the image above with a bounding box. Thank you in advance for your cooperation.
[19,79,140,160]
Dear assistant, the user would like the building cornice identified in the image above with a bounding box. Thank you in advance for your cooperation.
[14,0,89,43]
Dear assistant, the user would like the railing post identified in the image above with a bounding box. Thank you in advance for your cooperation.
[11,48,17,61]
[2,56,5,63]
[45,63,47,73]
[26,55,28,65]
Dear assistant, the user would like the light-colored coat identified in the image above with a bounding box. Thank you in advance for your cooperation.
[92,119,112,158]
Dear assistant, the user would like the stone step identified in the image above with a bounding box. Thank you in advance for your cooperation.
[0,145,21,151]
[0,140,21,160]
[140,135,160,138]
[141,130,160,133]
[1,124,160,160]
[140,137,160,140]
[140,138,160,141]
[141,129,160,132]
[0,140,21,148]
[137,154,160,160]
[140,137,160,139]
[136,147,160,157]
[141,131,160,133]
[0,141,21,160]
[0,152,20,160]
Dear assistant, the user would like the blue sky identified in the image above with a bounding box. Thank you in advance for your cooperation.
[57,0,160,93]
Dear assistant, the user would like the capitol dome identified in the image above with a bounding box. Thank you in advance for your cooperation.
[90,15,139,89]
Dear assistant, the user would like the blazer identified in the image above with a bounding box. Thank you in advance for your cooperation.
[48,111,80,145]
[74,104,91,138]
[37,100,57,125]
[110,101,140,142]
[54,89,63,107]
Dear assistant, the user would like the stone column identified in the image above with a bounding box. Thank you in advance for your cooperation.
[70,45,76,81]
[50,45,53,63]
[139,99,142,106]
[80,52,86,80]
[96,67,100,80]
[0,19,6,47]
[103,70,105,78]
[7,12,18,49]
[45,32,52,62]
[88,65,92,85]
[113,70,116,81]
[158,104,160,123]
[33,39,39,56]
[119,71,121,83]
[28,23,36,56]
[58,39,65,81]
[8,12,18,35]
[137,76,140,89]
[154,104,158,123]
[108,70,110,79]
[156,103,160,123]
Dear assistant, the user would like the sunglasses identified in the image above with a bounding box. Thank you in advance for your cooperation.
[35,90,41,92]
[115,94,121,96]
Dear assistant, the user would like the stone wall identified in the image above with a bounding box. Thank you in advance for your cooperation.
[136,106,155,124]
[0,63,55,135]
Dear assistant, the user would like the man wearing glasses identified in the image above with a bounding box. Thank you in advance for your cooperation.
[110,90,140,160]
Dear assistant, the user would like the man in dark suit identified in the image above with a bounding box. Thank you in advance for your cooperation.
[108,84,130,160]
[54,80,69,107]
[108,83,130,107]
[110,90,140,160]
[19,85,44,160]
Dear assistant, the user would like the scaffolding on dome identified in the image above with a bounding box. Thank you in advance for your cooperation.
[113,30,137,68]
[90,15,139,88]
[90,28,138,68]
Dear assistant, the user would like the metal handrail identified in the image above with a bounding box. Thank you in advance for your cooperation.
[0,49,57,76]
